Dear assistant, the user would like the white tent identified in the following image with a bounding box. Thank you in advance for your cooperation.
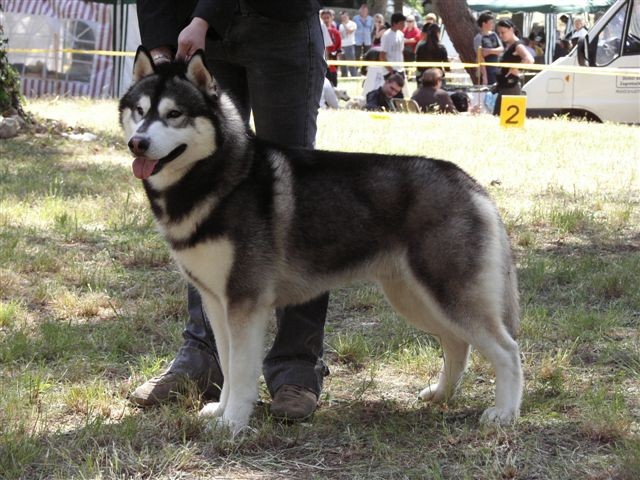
[1,0,140,97]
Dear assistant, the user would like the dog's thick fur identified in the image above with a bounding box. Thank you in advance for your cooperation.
[119,48,523,434]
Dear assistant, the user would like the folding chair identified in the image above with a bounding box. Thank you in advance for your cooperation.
[391,98,421,113]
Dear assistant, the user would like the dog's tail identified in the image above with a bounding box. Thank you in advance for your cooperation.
[502,248,521,339]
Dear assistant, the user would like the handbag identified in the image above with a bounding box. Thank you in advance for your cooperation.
[496,73,520,89]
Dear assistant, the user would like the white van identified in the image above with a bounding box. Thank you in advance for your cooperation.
[523,0,640,123]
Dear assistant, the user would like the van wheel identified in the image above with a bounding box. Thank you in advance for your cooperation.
[561,109,602,123]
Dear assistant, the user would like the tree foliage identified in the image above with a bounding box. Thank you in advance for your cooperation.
[0,6,25,116]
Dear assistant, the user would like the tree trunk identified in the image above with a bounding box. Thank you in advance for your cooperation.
[371,0,386,16]
[393,1,403,14]
[434,0,481,85]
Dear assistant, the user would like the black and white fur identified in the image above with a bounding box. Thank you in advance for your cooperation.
[119,47,523,435]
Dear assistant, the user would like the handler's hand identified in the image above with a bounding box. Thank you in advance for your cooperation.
[176,17,209,60]
[149,47,173,64]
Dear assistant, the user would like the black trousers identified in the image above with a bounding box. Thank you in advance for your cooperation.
[182,8,329,397]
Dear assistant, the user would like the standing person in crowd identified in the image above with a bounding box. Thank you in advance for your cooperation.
[380,12,406,77]
[365,72,405,111]
[570,17,588,46]
[371,13,387,47]
[493,18,534,115]
[354,3,373,61]
[321,9,342,87]
[424,12,438,26]
[132,0,330,423]
[415,23,449,85]
[402,15,422,62]
[526,33,544,59]
[473,11,503,85]
[411,68,458,114]
[339,11,358,77]
[558,14,571,39]
[328,9,339,30]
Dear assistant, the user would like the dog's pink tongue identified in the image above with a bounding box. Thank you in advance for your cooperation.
[132,157,159,179]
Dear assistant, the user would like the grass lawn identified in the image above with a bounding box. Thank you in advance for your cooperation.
[1,97,639,479]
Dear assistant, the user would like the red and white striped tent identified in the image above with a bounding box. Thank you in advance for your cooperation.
[1,0,139,98]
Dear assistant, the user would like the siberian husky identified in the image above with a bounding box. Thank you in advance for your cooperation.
[119,47,523,435]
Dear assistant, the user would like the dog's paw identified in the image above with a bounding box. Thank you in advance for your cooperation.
[480,407,519,426]
[200,409,250,437]
[418,384,448,403]
[202,416,235,437]
[207,414,250,437]
[199,402,224,418]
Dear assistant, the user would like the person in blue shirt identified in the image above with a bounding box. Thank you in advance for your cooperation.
[353,3,373,61]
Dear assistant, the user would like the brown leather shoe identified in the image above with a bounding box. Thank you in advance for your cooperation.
[270,384,318,421]
[129,345,223,407]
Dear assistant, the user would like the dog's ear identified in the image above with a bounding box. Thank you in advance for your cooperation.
[186,50,218,97]
[133,46,155,83]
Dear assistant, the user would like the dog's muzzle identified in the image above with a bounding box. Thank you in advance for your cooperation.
[128,135,150,156]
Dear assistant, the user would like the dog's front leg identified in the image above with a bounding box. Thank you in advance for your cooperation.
[198,294,230,418]
[214,304,269,435]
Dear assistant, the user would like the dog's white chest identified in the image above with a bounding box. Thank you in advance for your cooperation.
[172,238,235,299]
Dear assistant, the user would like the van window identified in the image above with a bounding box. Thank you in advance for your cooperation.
[594,5,627,65]
[623,2,640,54]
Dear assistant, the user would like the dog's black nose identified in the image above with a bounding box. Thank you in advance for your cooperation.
[128,136,150,156]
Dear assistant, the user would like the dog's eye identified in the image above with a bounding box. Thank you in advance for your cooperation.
[136,106,144,116]
[167,110,182,119]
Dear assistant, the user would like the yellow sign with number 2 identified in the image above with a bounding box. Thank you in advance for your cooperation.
[500,95,527,128]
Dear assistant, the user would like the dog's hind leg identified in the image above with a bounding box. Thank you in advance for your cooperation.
[470,326,522,425]
[418,335,470,403]
[379,277,470,404]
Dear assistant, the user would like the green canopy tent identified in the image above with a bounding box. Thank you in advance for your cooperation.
[467,0,617,63]
[466,1,615,13]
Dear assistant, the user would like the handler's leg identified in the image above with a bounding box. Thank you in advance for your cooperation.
[204,9,329,420]
[227,10,329,419]
[243,13,329,419]
[130,285,223,406]
[263,294,330,420]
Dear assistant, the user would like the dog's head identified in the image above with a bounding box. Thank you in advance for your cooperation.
[119,47,242,185]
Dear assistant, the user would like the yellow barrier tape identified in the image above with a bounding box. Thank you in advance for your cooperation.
[7,48,135,57]
[330,59,640,78]
[7,48,640,77]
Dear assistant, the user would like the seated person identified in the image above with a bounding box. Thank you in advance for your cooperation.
[553,39,572,61]
[365,73,404,111]
[361,47,386,97]
[411,68,458,114]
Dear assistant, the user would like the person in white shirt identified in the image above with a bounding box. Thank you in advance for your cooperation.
[380,12,406,76]
[339,12,358,77]
[361,47,386,97]
[570,17,588,46]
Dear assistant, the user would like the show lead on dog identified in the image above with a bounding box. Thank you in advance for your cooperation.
[131,0,330,423]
